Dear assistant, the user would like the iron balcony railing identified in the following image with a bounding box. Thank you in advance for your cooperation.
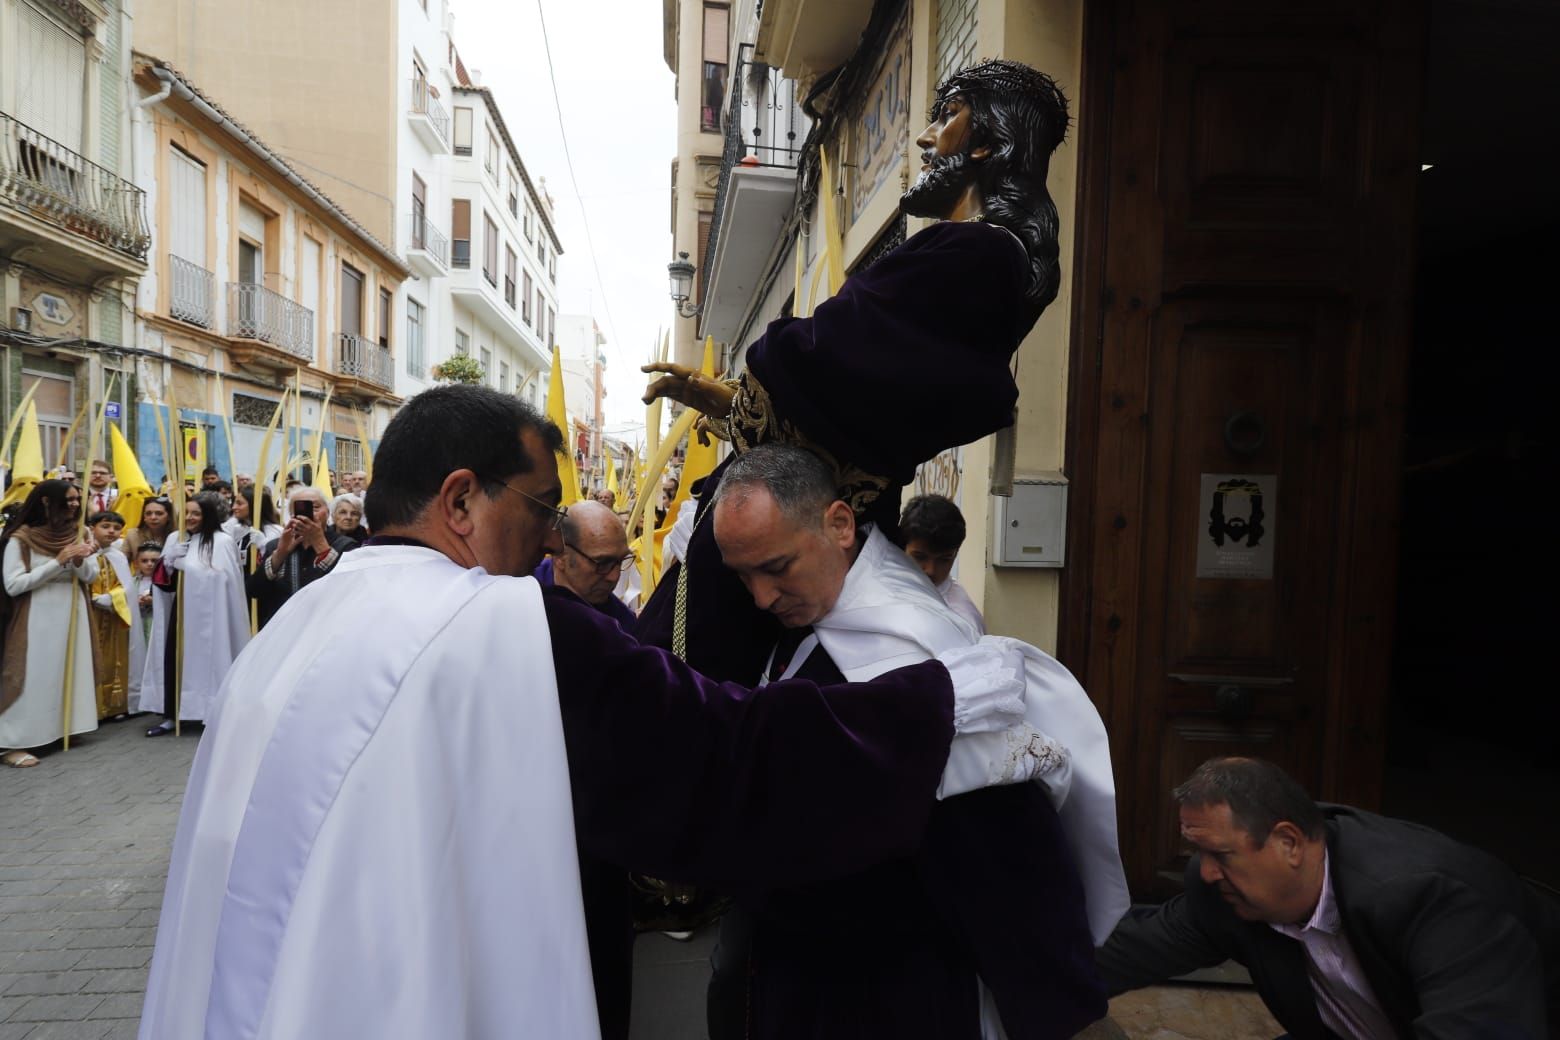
[409,78,451,145]
[169,254,215,327]
[337,332,393,390]
[408,212,449,266]
[228,282,315,360]
[1,111,151,260]
[701,47,805,296]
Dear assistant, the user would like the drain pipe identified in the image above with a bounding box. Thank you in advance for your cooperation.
[136,74,173,109]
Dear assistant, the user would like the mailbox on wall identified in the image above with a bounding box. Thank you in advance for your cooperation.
[992,473,1068,568]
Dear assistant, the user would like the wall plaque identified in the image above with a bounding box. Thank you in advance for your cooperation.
[1196,473,1277,579]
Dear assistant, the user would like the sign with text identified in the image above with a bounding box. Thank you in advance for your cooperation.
[850,6,911,224]
[914,446,963,506]
[1196,473,1277,579]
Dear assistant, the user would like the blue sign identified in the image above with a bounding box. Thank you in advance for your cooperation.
[104,401,121,420]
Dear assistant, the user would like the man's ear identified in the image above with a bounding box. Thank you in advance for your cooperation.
[969,142,992,162]
[823,499,856,550]
[438,469,484,537]
[1269,821,1308,866]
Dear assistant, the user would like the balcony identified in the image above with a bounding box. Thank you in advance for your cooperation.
[699,48,807,342]
[755,0,873,90]
[336,332,394,392]
[227,282,315,362]
[169,254,215,328]
[406,212,449,278]
[408,78,451,153]
[0,111,150,272]
[450,273,549,371]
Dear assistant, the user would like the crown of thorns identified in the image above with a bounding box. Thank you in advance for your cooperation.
[934,59,1070,138]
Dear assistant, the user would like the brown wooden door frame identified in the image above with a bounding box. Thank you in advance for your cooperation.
[1058,0,1424,889]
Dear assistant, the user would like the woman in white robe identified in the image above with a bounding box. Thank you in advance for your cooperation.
[1,480,100,765]
[145,493,250,736]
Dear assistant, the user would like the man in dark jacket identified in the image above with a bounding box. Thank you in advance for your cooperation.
[245,487,356,627]
[1098,757,1560,1039]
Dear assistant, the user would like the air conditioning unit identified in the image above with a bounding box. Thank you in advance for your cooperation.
[10,307,32,333]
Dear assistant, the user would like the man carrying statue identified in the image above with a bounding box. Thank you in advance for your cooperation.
[632,60,1130,1039]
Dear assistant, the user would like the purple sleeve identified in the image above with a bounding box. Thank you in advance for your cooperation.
[543,586,955,889]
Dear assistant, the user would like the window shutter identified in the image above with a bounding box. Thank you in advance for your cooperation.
[169,148,208,266]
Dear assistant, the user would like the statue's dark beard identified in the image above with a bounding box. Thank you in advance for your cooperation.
[901,152,977,219]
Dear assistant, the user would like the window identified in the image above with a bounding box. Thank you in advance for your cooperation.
[451,199,471,267]
[168,147,210,326]
[237,202,266,283]
[14,0,86,149]
[479,346,492,383]
[522,271,533,325]
[340,263,364,336]
[504,247,517,308]
[485,126,499,178]
[536,229,545,260]
[499,361,510,394]
[546,307,556,351]
[335,437,364,473]
[406,298,425,377]
[378,288,393,349]
[549,251,557,282]
[455,329,469,355]
[453,107,473,155]
[701,4,730,132]
[482,213,498,286]
[524,203,535,242]
[506,165,518,216]
[536,291,546,341]
[300,237,322,355]
[411,173,427,249]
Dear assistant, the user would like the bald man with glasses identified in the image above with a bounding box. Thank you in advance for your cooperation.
[534,500,637,630]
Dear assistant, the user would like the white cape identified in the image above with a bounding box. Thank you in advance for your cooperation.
[812,526,1130,947]
[140,545,597,1039]
[140,532,250,720]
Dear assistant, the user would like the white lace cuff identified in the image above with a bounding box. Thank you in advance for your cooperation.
[937,641,1026,734]
[937,724,1073,802]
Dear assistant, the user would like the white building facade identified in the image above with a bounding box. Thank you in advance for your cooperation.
[391,0,564,407]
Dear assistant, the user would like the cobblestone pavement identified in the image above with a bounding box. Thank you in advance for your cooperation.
[0,718,196,1040]
[2,720,1278,1040]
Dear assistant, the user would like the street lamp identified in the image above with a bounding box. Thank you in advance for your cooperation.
[668,251,700,319]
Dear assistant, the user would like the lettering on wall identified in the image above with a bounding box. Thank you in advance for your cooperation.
[850,5,911,224]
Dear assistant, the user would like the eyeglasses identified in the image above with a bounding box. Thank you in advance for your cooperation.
[495,480,569,531]
[564,540,636,576]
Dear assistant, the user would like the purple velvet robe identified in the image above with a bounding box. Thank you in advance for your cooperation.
[727,642,1104,1040]
[542,586,956,889]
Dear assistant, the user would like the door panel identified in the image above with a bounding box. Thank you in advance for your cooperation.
[1062,0,1421,894]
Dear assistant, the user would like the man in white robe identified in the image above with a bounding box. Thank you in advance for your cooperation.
[140,386,1041,1040]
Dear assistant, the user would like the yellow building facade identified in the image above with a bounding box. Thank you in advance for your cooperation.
[130,59,407,484]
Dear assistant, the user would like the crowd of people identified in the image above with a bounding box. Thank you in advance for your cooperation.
[6,53,1557,1040]
[0,463,374,760]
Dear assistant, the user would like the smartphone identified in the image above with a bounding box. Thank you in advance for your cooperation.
[294,500,315,519]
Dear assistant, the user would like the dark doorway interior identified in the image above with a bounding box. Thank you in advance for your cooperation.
[1383,0,1560,887]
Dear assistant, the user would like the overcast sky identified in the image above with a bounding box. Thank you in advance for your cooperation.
[452,0,675,436]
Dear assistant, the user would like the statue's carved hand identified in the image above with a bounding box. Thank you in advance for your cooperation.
[640,362,734,418]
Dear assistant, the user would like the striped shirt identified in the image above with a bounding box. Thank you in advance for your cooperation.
[1270,851,1397,1039]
